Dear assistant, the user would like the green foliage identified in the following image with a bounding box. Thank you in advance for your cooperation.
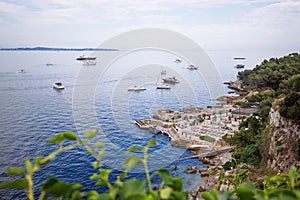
[200,135,216,143]
[279,92,300,120]
[237,53,300,91]
[0,131,188,200]
[202,166,300,200]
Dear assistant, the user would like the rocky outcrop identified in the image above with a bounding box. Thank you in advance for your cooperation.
[267,99,300,173]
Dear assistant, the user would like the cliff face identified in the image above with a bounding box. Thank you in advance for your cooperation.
[267,99,300,173]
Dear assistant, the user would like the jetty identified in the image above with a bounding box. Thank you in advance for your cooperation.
[182,146,234,160]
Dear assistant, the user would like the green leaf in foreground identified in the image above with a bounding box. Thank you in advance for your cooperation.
[122,154,142,172]
[201,189,221,200]
[0,179,28,190]
[120,178,146,199]
[7,167,25,176]
[85,129,98,139]
[160,187,173,199]
[63,132,78,141]
[127,145,143,153]
[46,133,64,145]
[148,140,157,147]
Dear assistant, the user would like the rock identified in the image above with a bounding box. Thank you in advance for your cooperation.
[186,166,197,174]
[200,172,209,177]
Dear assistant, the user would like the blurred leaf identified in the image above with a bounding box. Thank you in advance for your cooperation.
[90,174,100,180]
[123,155,141,172]
[148,140,156,147]
[127,146,143,153]
[7,167,25,176]
[119,172,127,180]
[171,178,183,191]
[96,142,105,149]
[70,183,83,191]
[25,159,33,174]
[42,177,58,190]
[63,132,78,141]
[85,129,98,139]
[97,151,105,160]
[157,169,172,185]
[120,178,146,199]
[46,133,64,145]
[87,147,95,155]
[235,183,256,200]
[0,179,28,190]
[96,193,112,200]
[34,156,43,166]
[43,179,80,197]
[160,187,172,199]
[172,191,189,200]
[201,190,220,200]
[87,190,100,199]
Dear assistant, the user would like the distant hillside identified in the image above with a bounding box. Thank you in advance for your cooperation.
[0,47,119,51]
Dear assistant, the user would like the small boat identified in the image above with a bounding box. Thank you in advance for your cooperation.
[128,86,146,91]
[18,69,26,73]
[53,82,65,90]
[83,60,97,66]
[163,76,179,84]
[156,84,171,89]
[161,69,167,75]
[174,59,182,63]
[76,55,97,61]
[235,64,245,69]
[187,65,198,70]
[233,57,246,60]
[46,63,54,66]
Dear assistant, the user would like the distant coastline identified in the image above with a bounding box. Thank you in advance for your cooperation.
[0,46,119,51]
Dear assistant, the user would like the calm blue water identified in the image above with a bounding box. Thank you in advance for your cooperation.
[0,49,288,199]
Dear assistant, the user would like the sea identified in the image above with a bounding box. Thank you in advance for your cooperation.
[0,48,291,199]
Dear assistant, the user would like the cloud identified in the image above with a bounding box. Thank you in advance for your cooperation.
[0,0,299,51]
[241,0,300,30]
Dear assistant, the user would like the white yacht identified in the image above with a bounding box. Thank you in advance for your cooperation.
[53,82,65,90]
[83,60,97,66]
[174,59,182,63]
[156,84,171,89]
[187,65,198,70]
[76,55,97,61]
[128,86,146,91]
[18,69,26,73]
[163,76,179,84]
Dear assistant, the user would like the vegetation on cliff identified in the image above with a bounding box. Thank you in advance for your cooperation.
[225,53,300,168]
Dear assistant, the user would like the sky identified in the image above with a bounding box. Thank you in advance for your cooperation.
[0,0,300,52]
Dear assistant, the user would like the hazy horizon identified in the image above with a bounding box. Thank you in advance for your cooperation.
[0,0,299,53]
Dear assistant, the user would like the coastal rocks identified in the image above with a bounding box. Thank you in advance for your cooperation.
[186,166,197,174]
[223,80,243,91]
[266,99,300,173]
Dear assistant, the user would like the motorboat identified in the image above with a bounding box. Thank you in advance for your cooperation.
[235,64,245,69]
[233,57,246,60]
[163,76,179,84]
[83,60,97,66]
[76,55,97,61]
[187,65,198,70]
[128,86,146,91]
[156,84,171,89]
[46,63,54,66]
[174,59,182,63]
[53,82,65,90]
[18,69,26,73]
